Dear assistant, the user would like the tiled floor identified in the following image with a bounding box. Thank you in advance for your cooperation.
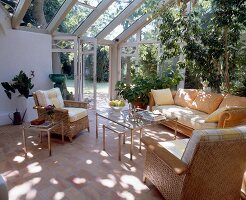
[0,109,184,200]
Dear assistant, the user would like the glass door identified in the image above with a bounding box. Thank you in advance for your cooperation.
[78,38,97,108]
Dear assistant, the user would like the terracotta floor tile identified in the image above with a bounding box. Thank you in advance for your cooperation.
[0,109,182,200]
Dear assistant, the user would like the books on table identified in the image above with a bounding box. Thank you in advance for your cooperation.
[136,110,166,121]
[30,121,53,128]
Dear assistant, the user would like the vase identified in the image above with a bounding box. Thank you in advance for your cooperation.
[49,115,55,124]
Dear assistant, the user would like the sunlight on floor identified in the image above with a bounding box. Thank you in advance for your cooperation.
[97,174,116,188]
[27,162,42,173]
[13,155,25,163]
[9,177,41,200]
[121,175,148,191]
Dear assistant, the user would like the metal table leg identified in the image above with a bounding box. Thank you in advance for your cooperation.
[139,128,143,153]
[118,133,121,161]
[22,127,27,154]
[48,131,51,156]
[96,113,98,139]
[103,125,105,151]
[130,129,133,160]
[174,118,177,140]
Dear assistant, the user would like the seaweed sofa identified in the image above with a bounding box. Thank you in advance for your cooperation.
[149,88,246,137]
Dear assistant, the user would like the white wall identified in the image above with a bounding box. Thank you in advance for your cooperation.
[0,13,53,125]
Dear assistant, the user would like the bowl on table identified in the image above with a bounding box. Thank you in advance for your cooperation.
[109,100,125,112]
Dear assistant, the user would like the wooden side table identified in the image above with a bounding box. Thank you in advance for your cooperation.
[22,122,64,156]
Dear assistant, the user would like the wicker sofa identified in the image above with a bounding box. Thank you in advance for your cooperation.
[141,126,246,200]
[149,88,246,137]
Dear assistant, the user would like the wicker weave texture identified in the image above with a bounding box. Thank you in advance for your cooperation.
[143,133,246,200]
[33,93,89,142]
[144,151,185,200]
[182,140,246,200]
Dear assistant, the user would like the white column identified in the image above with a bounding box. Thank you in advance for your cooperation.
[109,44,120,99]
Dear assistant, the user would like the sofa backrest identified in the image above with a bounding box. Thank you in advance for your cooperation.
[174,89,198,108]
[219,94,246,108]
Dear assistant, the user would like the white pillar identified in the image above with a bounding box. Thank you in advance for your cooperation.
[109,44,120,99]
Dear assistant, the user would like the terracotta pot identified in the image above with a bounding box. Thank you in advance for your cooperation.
[132,101,147,110]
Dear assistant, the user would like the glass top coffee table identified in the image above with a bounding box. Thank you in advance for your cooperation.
[96,109,177,161]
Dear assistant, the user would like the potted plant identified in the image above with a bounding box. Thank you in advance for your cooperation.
[1,70,34,99]
[115,70,182,109]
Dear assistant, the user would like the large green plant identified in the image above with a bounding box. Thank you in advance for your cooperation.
[1,71,34,99]
[159,1,246,92]
[115,69,182,106]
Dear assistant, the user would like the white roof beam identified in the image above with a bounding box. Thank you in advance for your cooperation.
[74,0,114,36]
[46,0,77,34]
[96,0,144,41]
[116,14,150,43]
[117,0,175,44]
[11,0,32,29]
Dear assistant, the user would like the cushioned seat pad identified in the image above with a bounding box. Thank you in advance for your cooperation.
[158,139,189,159]
[63,107,88,122]
[153,105,217,130]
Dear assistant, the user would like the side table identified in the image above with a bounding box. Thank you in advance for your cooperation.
[22,121,64,156]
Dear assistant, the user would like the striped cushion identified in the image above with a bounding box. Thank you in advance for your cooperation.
[63,107,88,122]
[36,88,64,108]
[181,126,246,165]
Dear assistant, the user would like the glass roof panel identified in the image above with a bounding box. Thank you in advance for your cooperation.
[1,0,19,15]
[58,3,93,33]
[78,0,102,7]
[141,19,159,41]
[104,0,161,40]
[85,0,133,37]
[21,0,65,28]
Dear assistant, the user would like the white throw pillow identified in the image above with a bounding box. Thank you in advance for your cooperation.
[151,88,174,106]
[36,88,64,108]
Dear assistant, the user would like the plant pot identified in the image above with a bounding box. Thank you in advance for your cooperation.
[132,101,147,110]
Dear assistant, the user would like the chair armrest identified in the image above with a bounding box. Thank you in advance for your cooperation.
[64,100,88,108]
[217,108,246,128]
[33,106,68,114]
[141,136,188,175]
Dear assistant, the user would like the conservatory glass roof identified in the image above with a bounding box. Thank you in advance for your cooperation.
[1,0,174,44]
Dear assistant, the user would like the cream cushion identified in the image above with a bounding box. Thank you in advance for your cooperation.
[205,107,228,122]
[174,89,198,108]
[63,107,88,122]
[191,91,224,114]
[36,88,64,108]
[151,88,174,106]
[153,105,217,130]
[158,139,189,159]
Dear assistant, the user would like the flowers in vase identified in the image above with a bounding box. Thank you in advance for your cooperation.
[45,105,55,121]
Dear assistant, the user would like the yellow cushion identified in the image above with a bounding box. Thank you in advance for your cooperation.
[206,106,246,122]
[219,94,246,109]
[36,88,64,108]
[151,88,174,106]
[205,107,228,122]
[174,89,198,108]
[63,107,88,122]
[191,91,224,114]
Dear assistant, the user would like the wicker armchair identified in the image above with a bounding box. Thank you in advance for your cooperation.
[33,88,89,142]
[141,126,246,200]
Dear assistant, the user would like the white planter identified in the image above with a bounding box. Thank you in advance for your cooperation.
[16,96,38,122]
